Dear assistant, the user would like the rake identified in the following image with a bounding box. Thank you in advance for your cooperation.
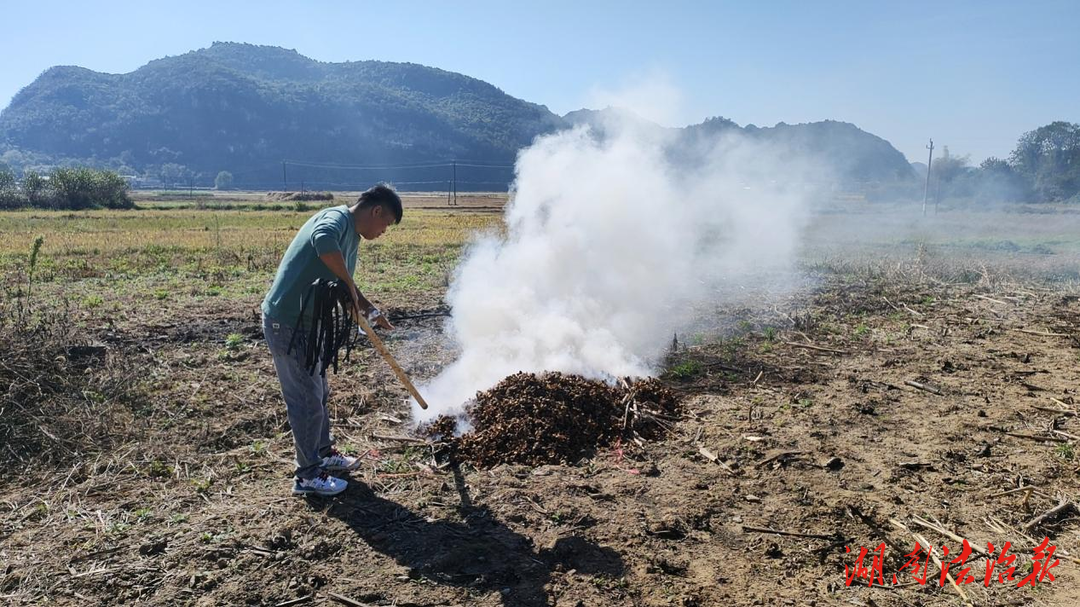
[351,309,430,410]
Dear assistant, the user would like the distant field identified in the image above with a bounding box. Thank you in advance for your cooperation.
[0,196,505,316]
[5,196,1080,314]
[800,205,1080,283]
[0,206,501,255]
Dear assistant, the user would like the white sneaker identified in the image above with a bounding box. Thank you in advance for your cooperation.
[292,473,347,497]
[321,447,362,472]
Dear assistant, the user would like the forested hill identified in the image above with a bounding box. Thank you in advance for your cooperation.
[0,42,564,186]
[0,42,916,189]
[566,111,916,184]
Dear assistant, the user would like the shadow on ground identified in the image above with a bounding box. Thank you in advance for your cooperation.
[315,464,624,606]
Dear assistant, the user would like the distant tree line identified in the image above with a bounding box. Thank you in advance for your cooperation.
[930,121,1080,204]
[0,166,132,210]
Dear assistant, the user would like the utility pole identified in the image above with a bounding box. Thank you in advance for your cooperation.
[282,160,288,192]
[452,160,457,206]
[934,173,941,214]
[922,139,934,216]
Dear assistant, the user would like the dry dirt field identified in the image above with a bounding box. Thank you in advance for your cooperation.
[2,197,1080,606]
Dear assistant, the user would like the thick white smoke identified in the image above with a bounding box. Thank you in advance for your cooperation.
[411,114,825,425]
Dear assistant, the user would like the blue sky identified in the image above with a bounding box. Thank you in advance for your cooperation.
[2,1,1077,164]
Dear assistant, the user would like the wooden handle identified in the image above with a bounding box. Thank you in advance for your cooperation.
[353,311,429,410]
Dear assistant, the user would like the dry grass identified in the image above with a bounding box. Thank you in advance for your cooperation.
[0,204,505,314]
[0,207,500,258]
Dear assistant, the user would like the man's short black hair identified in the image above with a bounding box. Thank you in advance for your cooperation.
[356,183,403,224]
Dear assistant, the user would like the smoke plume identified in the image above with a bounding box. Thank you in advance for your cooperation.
[412,112,826,425]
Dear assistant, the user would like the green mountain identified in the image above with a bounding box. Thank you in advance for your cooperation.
[0,42,563,187]
[0,42,916,189]
[739,120,916,182]
[564,109,916,184]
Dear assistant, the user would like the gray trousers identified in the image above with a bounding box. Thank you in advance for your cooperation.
[262,313,333,480]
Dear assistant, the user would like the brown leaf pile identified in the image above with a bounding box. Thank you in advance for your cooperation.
[427,371,680,467]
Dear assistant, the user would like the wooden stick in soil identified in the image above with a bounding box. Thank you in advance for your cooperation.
[375,471,427,479]
[353,312,429,410]
[914,531,973,607]
[987,515,1080,566]
[698,445,737,476]
[1052,429,1080,441]
[888,520,973,607]
[782,341,849,355]
[327,592,374,607]
[904,380,942,395]
[987,485,1037,499]
[741,525,838,541]
[702,360,743,373]
[847,506,907,554]
[902,303,923,317]
[1050,397,1075,409]
[1004,432,1068,443]
[1031,404,1076,416]
[1023,500,1076,532]
[370,432,429,444]
[275,595,313,607]
[756,450,804,468]
[909,515,991,558]
[884,297,924,317]
[1013,328,1070,337]
[974,294,1009,306]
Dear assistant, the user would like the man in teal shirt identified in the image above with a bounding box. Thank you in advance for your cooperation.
[262,184,401,497]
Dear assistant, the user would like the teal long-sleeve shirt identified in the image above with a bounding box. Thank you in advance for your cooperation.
[261,205,360,326]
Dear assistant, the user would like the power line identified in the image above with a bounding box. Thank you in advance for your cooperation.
[286,161,450,170]
[452,162,516,169]
[207,158,517,198]
[282,159,514,170]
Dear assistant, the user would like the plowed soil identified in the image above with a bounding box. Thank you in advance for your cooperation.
[3,272,1080,606]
